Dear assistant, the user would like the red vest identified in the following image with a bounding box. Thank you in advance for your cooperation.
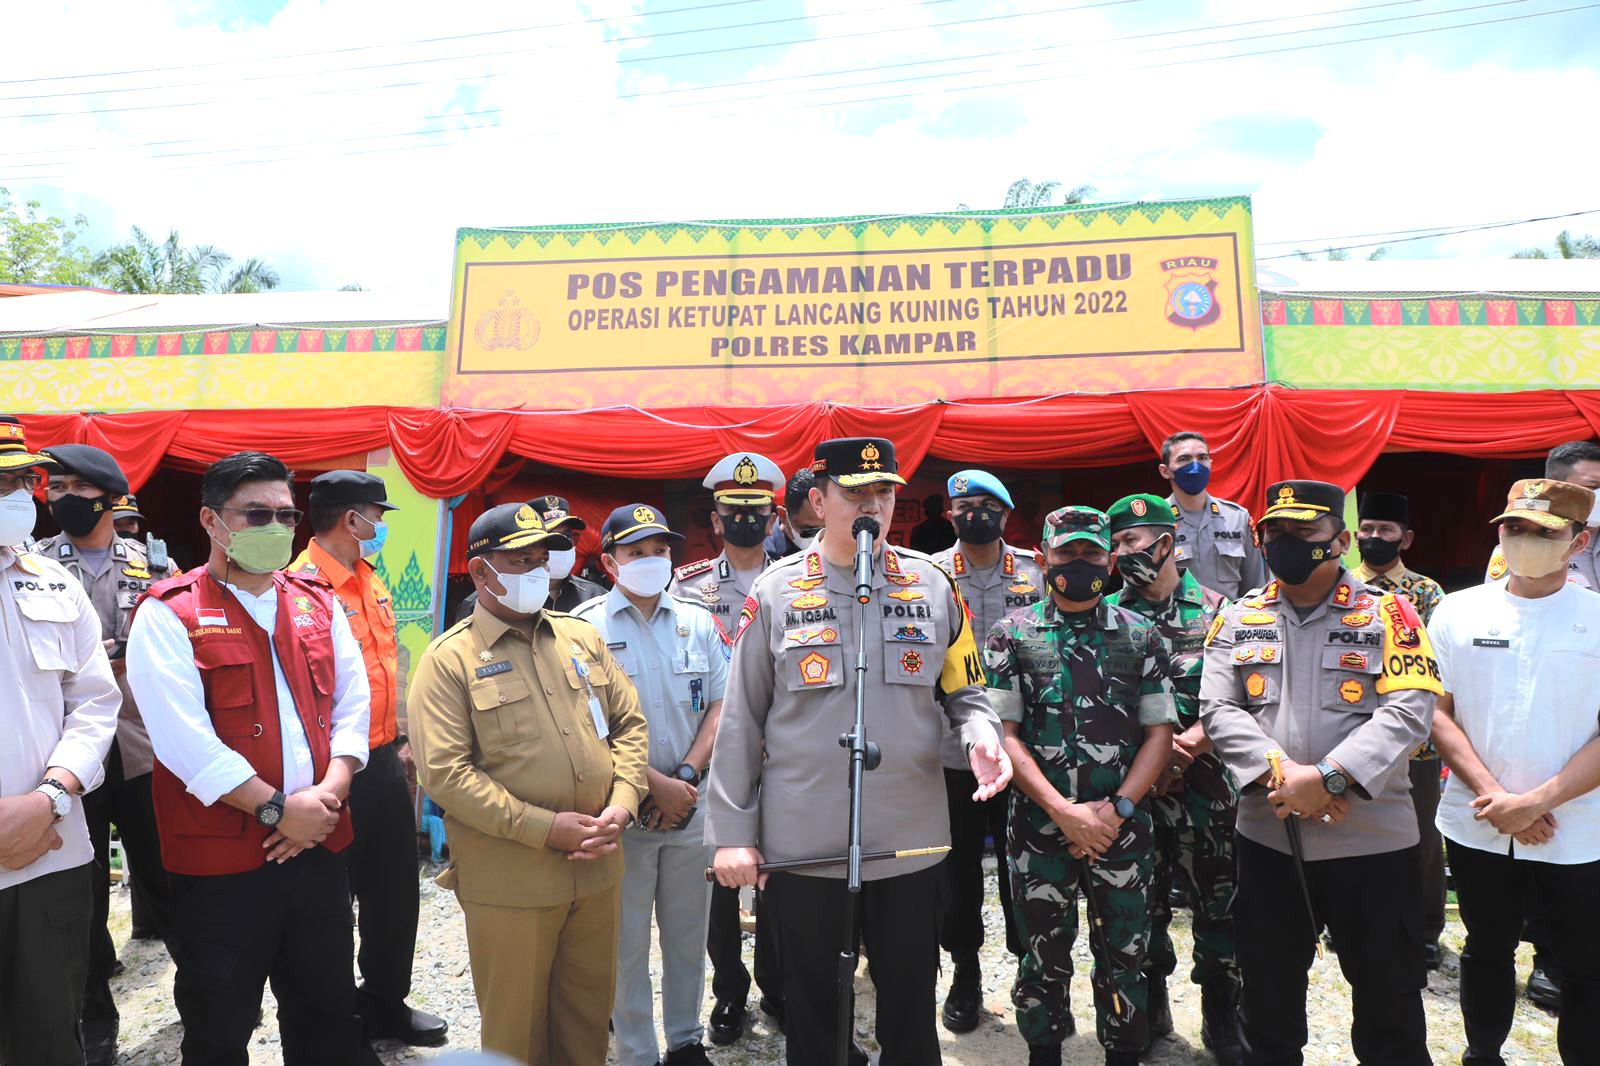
[144,568,352,876]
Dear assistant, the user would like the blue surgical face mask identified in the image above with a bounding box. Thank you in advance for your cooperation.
[1172,460,1211,496]
[352,511,388,559]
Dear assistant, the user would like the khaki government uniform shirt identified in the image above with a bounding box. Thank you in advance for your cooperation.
[33,534,170,779]
[1199,573,1440,861]
[930,542,1043,769]
[409,602,650,908]
[704,541,1000,881]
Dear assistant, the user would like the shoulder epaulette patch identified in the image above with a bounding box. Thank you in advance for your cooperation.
[675,559,715,580]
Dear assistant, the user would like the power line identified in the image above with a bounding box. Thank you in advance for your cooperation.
[679,0,1530,109]
[1,2,1589,180]
[0,0,771,86]
[1255,208,1600,260]
[695,1,1593,118]
[0,0,970,103]
[1258,217,1569,246]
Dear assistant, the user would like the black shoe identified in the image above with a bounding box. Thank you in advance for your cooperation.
[757,995,786,1033]
[664,1042,714,1065]
[1144,976,1173,1047]
[707,999,746,1046]
[848,1041,871,1066]
[82,1016,118,1066]
[941,952,982,1034]
[1201,978,1244,1066]
[1526,966,1562,1011]
[1105,1051,1141,1066]
[1423,941,1442,970]
[130,925,162,941]
[362,1003,449,1048]
[1167,884,1192,909]
[1027,1043,1062,1066]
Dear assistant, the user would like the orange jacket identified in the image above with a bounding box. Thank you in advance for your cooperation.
[289,540,400,748]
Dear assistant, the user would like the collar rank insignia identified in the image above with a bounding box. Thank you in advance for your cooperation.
[479,650,494,662]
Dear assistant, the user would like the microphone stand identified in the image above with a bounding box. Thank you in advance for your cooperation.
[836,517,881,1066]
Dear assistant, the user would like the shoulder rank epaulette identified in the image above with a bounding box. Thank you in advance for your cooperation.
[675,558,715,580]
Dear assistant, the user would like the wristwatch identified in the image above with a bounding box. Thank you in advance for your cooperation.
[255,790,287,828]
[1111,795,1137,821]
[673,763,701,785]
[1316,760,1349,796]
[35,779,71,823]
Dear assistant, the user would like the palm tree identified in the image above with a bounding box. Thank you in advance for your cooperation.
[958,179,1095,211]
[1512,230,1600,259]
[93,227,281,293]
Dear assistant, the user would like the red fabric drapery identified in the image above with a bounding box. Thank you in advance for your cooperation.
[15,389,1598,514]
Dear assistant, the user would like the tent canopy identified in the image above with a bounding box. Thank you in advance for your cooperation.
[0,290,446,335]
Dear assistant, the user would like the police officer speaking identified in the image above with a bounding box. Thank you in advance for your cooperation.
[1200,479,1439,1065]
[705,437,1010,1066]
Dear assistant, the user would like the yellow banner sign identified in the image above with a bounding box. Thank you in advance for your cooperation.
[446,199,1260,408]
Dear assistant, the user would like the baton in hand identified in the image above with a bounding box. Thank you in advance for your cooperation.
[1266,749,1324,960]
[705,845,949,882]
[1078,857,1126,1019]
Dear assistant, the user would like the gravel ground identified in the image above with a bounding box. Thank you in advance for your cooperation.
[108,859,1561,1064]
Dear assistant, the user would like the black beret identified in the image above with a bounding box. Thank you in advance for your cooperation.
[38,444,129,497]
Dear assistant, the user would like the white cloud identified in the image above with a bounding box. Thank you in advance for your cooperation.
[3,0,1596,294]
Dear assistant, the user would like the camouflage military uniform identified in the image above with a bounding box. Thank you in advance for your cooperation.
[1107,569,1238,992]
[985,597,1177,1054]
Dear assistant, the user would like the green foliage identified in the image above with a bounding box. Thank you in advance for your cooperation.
[0,187,97,285]
[1512,230,1600,259]
[91,226,282,294]
[958,178,1096,211]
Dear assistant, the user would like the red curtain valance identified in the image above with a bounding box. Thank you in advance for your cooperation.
[16,389,1598,519]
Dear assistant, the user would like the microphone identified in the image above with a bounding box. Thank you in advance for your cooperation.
[852,516,880,604]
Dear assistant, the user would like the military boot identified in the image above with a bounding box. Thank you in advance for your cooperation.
[941,952,982,1033]
[1201,977,1245,1066]
[1144,975,1173,1048]
[1026,1043,1061,1066]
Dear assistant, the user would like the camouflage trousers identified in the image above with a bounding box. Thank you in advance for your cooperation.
[1145,782,1240,989]
[1007,795,1154,1054]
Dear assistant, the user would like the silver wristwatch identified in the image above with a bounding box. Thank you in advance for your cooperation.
[35,779,71,822]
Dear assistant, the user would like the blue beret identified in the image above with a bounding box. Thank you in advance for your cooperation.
[946,469,1013,509]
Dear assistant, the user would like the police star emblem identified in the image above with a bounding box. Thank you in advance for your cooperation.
[733,456,759,486]
[514,505,541,530]
[860,442,882,471]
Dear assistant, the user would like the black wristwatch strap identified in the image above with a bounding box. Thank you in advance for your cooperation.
[256,790,287,827]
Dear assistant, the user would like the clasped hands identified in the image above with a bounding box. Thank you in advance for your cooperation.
[1263,759,1351,825]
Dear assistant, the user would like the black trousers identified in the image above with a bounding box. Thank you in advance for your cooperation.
[1409,759,1447,944]
[707,882,781,1006]
[345,740,420,1011]
[0,864,92,1066]
[764,862,945,1066]
[1447,839,1600,1064]
[1234,836,1429,1066]
[941,768,1022,958]
[83,745,171,1021]
[167,847,363,1066]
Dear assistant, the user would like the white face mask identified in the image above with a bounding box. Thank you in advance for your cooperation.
[546,547,577,580]
[482,560,550,615]
[1500,531,1574,579]
[0,489,36,546]
[617,555,672,597]
[1588,493,1600,529]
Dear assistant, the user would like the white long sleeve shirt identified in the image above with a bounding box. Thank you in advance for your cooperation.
[0,547,120,892]
[126,578,370,807]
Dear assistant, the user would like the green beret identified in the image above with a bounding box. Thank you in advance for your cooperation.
[1107,493,1176,534]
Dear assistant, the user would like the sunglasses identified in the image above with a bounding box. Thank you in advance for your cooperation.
[217,505,303,527]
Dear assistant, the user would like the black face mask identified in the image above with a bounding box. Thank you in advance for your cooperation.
[953,508,1004,546]
[1047,559,1110,602]
[50,492,109,538]
[721,511,769,549]
[1357,536,1402,568]
[1265,534,1340,586]
[1116,533,1172,589]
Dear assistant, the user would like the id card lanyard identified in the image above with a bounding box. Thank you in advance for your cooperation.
[573,653,609,739]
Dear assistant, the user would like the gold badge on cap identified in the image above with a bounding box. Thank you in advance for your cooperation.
[733,456,759,486]
[514,505,541,530]
[860,442,882,470]
[951,474,969,494]
[1277,485,1297,505]
[545,495,561,510]
[633,505,656,524]
[1130,498,1148,517]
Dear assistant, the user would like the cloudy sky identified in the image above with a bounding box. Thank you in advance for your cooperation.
[4,0,1597,298]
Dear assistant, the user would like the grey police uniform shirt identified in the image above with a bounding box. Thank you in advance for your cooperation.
[1198,572,1437,861]
[1166,493,1268,601]
[931,542,1042,770]
[669,550,774,634]
[571,587,729,838]
[34,533,170,780]
[704,542,999,881]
